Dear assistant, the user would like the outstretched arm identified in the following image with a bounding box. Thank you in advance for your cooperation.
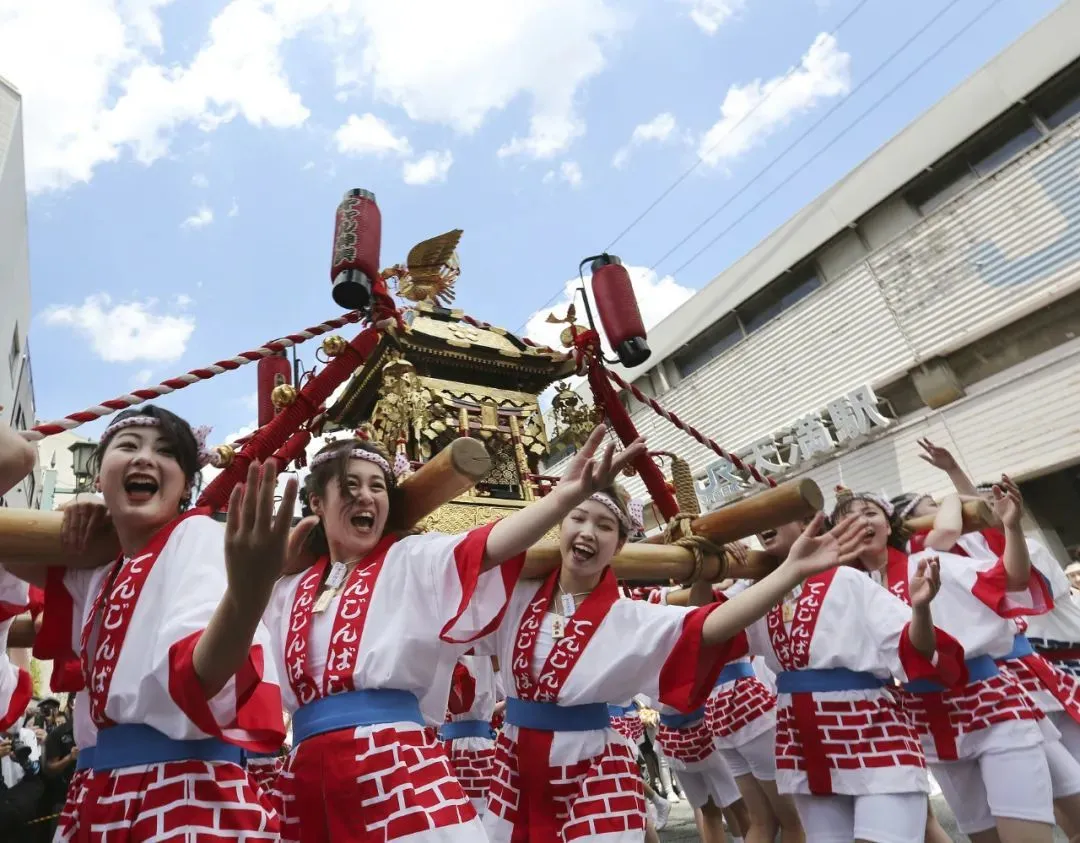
[925,494,963,553]
[481,425,646,571]
[918,438,978,497]
[992,476,1032,591]
[907,557,941,658]
[195,461,298,698]
[0,421,35,498]
[700,514,865,646]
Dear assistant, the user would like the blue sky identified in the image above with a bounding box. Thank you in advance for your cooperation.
[2,0,1064,451]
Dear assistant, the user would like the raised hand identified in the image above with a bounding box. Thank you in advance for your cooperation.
[909,556,941,608]
[558,424,646,502]
[780,513,866,580]
[991,475,1024,529]
[59,495,112,554]
[282,515,320,576]
[917,438,959,472]
[224,460,299,597]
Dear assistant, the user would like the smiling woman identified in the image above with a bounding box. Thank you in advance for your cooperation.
[4,406,293,842]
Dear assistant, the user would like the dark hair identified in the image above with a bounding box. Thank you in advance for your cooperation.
[834,492,907,550]
[302,438,405,558]
[93,406,202,509]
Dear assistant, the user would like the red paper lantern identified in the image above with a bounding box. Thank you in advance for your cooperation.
[590,255,651,368]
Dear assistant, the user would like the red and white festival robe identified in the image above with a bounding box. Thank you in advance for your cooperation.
[36,510,285,842]
[263,523,523,843]
[51,690,98,843]
[0,569,32,732]
[915,530,1080,760]
[608,696,646,747]
[442,652,500,814]
[660,582,778,751]
[742,565,965,797]
[482,567,743,843]
[878,545,1051,763]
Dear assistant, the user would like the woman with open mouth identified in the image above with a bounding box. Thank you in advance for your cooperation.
[835,484,1060,843]
[4,405,294,841]
[260,424,645,842]
[478,474,881,843]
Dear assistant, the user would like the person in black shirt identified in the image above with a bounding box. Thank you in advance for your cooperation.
[40,706,77,840]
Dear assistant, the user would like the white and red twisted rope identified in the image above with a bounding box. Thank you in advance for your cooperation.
[605,369,776,488]
[22,311,367,442]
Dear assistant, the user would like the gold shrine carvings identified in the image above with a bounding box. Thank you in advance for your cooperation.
[418,500,560,542]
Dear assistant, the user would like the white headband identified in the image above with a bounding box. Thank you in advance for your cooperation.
[897,495,926,521]
[588,492,643,533]
[310,447,401,478]
[101,415,213,468]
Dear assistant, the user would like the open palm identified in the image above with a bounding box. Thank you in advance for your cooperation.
[559,424,646,500]
[224,460,299,597]
[990,475,1024,529]
[917,438,959,472]
[910,557,941,608]
[782,513,866,580]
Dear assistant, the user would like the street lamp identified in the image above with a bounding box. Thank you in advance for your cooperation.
[68,441,97,492]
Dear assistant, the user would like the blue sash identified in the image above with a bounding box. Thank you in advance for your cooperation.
[658,707,706,729]
[717,662,755,685]
[75,746,95,772]
[505,698,610,732]
[438,720,496,741]
[607,704,637,718]
[1000,634,1034,661]
[292,689,424,744]
[92,725,242,773]
[776,668,886,694]
[904,655,998,693]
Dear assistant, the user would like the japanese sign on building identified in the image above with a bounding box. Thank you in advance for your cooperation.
[697,384,893,510]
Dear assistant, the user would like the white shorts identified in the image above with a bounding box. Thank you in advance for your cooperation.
[931,744,1054,833]
[1046,738,1080,798]
[678,760,742,809]
[716,727,777,782]
[792,792,926,843]
[1052,711,1080,761]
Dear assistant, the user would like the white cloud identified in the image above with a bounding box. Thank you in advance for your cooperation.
[332,1,623,161]
[5,1,626,191]
[542,170,556,184]
[301,160,315,170]
[228,198,239,217]
[612,112,677,168]
[403,150,453,185]
[3,0,311,193]
[174,293,193,308]
[674,0,747,35]
[523,265,694,352]
[42,294,196,363]
[191,172,209,188]
[181,205,214,229]
[333,112,412,157]
[559,161,583,188]
[131,368,154,386]
[697,32,850,168]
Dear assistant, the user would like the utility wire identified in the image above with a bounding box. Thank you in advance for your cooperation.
[668,0,1005,279]
[649,0,967,272]
[603,0,876,252]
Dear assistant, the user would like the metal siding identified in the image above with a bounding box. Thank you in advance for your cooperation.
[870,121,1080,358]
[795,342,1080,508]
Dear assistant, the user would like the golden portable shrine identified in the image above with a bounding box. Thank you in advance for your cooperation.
[0,189,984,579]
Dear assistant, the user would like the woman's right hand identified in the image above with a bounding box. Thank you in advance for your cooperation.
[282,515,320,576]
[60,495,111,553]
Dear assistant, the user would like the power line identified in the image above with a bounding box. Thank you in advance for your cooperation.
[649,0,967,273]
[668,0,1005,279]
[602,0,876,253]
[512,0,877,336]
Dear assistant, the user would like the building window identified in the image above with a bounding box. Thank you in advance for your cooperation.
[13,403,25,431]
[737,266,822,335]
[904,107,1044,215]
[672,313,742,379]
[9,323,19,383]
[1031,58,1080,130]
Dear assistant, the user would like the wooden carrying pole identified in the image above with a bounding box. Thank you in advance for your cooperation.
[905,499,995,534]
[643,478,822,547]
[0,437,493,569]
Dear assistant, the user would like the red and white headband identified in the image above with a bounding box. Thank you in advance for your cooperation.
[589,492,644,534]
[101,415,213,468]
[309,447,407,479]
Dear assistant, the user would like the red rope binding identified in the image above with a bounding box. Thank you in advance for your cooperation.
[605,368,776,488]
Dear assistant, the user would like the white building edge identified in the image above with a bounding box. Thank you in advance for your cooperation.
[0,73,37,510]
[545,0,1080,561]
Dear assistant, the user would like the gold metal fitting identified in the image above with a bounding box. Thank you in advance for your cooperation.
[271,383,297,409]
[321,335,348,357]
[214,444,235,468]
